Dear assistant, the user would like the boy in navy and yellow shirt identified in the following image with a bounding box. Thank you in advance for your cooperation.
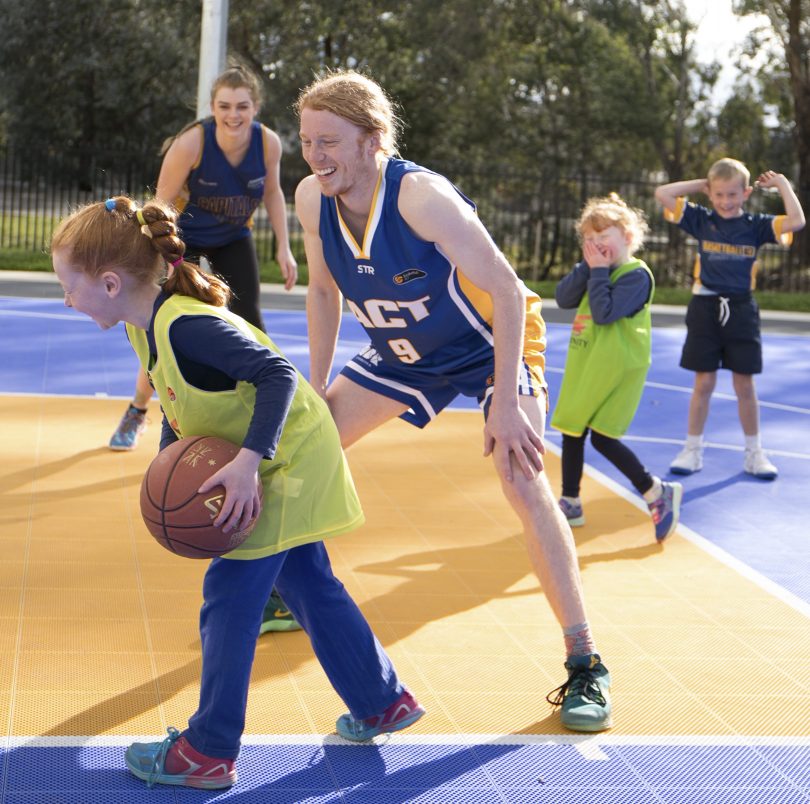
[655,158,804,479]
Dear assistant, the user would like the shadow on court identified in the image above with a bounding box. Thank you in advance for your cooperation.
[0,738,526,802]
[677,471,776,505]
[0,447,113,494]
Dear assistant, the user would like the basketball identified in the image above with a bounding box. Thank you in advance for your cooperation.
[140,435,261,558]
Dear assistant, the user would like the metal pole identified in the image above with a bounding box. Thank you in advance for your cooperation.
[196,0,229,119]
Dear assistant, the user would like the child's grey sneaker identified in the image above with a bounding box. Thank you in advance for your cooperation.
[558,497,585,527]
[648,481,683,542]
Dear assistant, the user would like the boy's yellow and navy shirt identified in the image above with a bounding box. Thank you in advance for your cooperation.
[665,199,790,295]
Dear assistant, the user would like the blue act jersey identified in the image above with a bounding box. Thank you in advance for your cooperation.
[666,199,789,295]
[319,158,531,374]
[176,119,266,248]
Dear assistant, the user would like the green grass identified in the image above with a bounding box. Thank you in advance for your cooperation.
[3,250,809,313]
[0,248,52,272]
[258,260,310,286]
[525,281,810,313]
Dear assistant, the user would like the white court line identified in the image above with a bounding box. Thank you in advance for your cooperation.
[0,309,88,322]
[6,733,809,757]
[644,380,810,415]
[614,433,810,461]
[540,437,810,619]
[0,391,130,401]
[544,365,810,416]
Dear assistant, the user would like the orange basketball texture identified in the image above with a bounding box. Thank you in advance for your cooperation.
[140,436,260,558]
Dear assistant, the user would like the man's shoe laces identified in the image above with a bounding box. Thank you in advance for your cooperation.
[545,665,607,708]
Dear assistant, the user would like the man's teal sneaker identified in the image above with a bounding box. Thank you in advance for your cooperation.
[546,653,612,732]
[259,590,303,633]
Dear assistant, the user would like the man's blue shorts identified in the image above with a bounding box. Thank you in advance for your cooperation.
[340,298,548,428]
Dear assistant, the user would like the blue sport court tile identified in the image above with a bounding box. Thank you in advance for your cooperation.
[616,744,804,792]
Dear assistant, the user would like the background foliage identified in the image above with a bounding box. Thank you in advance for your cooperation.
[1,0,808,270]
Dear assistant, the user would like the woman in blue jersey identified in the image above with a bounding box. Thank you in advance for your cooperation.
[109,66,303,631]
[51,195,423,790]
[293,70,612,733]
[109,64,297,454]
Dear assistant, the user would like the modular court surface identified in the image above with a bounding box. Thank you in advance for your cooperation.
[1,286,808,803]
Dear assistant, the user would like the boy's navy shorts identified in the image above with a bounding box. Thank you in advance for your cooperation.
[680,293,762,375]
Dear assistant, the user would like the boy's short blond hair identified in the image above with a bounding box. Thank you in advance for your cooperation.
[708,157,750,188]
[575,192,649,255]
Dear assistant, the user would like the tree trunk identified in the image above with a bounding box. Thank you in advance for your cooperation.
[785,0,810,266]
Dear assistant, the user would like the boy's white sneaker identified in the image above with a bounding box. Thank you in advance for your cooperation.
[743,448,778,480]
[670,445,703,475]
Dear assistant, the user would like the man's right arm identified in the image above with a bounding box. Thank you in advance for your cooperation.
[654,178,709,214]
[295,176,343,398]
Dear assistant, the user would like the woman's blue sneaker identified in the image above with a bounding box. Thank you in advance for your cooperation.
[109,404,147,451]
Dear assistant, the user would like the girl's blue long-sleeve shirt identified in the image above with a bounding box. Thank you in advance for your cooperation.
[555,261,652,324]
[145,293,298,457]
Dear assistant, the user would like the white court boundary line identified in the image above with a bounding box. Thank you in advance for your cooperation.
[544,364,810,416]
[5,733,810,764]
[450,408,810,617]
[542,435,810,619]
[546,439,810,619]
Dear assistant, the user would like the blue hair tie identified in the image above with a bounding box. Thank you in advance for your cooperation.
[104,198,116,211]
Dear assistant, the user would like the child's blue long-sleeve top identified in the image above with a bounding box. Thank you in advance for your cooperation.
[555,261,652,324]
[145,295,298,457]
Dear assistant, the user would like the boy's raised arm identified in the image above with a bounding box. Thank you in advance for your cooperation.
[654,178,709,213]
[755,171,806,233]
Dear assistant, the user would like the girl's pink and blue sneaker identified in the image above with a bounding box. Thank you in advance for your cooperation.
[336,689,425,741]
[125,727,236,790]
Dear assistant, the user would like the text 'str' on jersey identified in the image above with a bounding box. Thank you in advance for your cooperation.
[318,158,508,373]
[176,119,266,249]
[666,199,788,295]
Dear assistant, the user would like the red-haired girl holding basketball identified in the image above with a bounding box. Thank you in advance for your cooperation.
[50,196,424,790]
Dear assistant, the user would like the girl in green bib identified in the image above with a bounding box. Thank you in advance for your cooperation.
[551,194,682,543]
[50,196,424,790]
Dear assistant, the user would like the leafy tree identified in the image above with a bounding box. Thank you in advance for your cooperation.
[734,0,810,264]
[0,0,199,172]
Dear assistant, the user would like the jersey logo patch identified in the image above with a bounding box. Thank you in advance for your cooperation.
[572,314,591,336]
[358,345,383,366]
[393,268,427,285]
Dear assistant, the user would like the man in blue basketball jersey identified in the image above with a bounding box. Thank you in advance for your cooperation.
[289,70,612,733]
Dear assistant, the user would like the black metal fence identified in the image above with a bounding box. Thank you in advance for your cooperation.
[2,145,807,291]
